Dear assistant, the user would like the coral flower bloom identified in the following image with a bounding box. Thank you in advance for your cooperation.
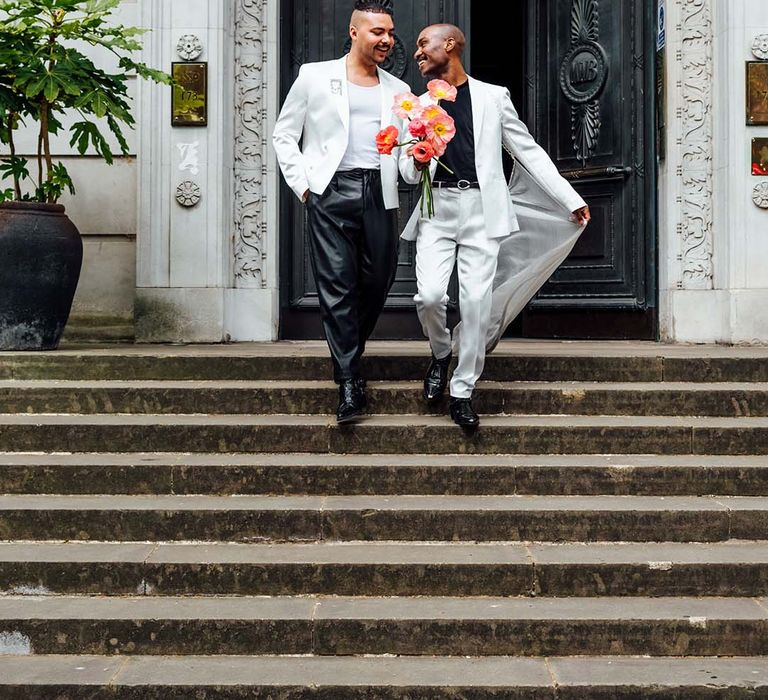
[408,118,428,138]
[393,92,421,120]
[376,125,400,155]
[427,134,447,158]
[410,140,436,164]
[426,111,456,145]
[421,103,443,122]
[427,79,458,102]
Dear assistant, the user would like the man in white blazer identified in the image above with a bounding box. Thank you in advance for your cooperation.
[273,0,410,423]
[400,24,591,428]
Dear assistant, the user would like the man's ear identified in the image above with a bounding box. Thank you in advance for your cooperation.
[350,25,358,42]
[444,37,456,54]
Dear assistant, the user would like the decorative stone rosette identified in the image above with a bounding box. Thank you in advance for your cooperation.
[752,34,768,61]
[176,181,201,208]
[753,182,768,210]
[177,34,203,61]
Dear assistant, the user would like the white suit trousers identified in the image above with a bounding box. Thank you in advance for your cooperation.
[414,188,501,399]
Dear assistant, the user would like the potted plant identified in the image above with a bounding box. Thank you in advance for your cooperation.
[0,0,170,350]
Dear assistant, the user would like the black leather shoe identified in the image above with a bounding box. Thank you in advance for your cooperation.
[423,353,452,402]
[355,378,368,410]
[337,379,364,424]
[449,397,480,429]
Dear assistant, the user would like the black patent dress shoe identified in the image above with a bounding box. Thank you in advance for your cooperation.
[355,378,368,410]
[423,353,452,402]
[337,379,364,424]
[449,397,480,429]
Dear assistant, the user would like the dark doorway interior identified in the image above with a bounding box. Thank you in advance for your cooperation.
[470,1,528,337]
[471,2,527,121]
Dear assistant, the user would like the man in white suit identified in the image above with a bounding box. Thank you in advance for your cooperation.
[400,24,591,428]
[273,1,410,423]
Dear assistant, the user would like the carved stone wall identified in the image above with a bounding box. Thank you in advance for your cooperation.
[676,0,714,290]
[233,0,268,288]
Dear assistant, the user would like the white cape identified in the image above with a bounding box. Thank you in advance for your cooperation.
[480,161,587,352]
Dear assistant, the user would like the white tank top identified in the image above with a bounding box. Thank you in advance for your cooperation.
[338,82,382,171]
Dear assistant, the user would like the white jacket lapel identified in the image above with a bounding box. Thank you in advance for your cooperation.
[331,55,349,133]
[468,77,486,153]
[377,68,393,129]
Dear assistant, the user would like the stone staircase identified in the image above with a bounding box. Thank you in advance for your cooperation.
[2,341,768,697]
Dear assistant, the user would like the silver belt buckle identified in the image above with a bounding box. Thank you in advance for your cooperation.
[457,179,471,190]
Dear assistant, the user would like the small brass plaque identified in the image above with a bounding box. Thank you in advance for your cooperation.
[172,62,208,127]
[753,138,768,176]
[747,61,768,126]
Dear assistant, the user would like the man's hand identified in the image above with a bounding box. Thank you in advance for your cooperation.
[572,206,591,226]
[413,157,428,172]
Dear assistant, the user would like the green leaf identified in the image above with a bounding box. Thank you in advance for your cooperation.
[0,155,29,182]
[42,74,59,102]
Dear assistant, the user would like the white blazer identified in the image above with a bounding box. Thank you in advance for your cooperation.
[400,76,586,240]
[272,55,410,210]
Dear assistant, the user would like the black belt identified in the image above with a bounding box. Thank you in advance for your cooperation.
[433,179,480,190]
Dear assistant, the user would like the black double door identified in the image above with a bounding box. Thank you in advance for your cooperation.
[279,0,657,340]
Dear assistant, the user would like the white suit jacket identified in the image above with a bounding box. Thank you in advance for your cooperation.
[273,55,410,210]
[400,76,586,240]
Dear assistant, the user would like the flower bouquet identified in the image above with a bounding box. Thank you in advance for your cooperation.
[376,80,458,217]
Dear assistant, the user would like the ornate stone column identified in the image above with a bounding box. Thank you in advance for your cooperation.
[676,0,714,291]
[659,0,719,342]
[225,0,280,341]
[136,0,235,342]
[136,0,279,342]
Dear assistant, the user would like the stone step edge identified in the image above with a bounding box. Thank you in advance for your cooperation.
[4,493,768,509]
[0,413,765,457]
[2,380,766,389]
[1,654,767,691]
[1,595,766,621]
[2,453,767,467]
[3,539,768,564]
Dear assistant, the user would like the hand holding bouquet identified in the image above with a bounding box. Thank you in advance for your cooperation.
[375,80,458,217]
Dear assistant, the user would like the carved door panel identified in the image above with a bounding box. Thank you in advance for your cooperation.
[522,0,658,339]
[279,0,470,340]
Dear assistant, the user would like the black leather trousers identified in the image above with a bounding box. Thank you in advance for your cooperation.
[305,169,399,382]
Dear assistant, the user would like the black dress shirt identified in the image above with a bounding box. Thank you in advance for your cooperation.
[433,80,478,184]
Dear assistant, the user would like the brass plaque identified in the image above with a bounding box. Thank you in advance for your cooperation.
[747,61,768,125]
[753,138,768,176]
[172,62,208,127]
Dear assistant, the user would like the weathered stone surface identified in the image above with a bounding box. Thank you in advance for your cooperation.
[1,341,768,693]
[2,494,762,543]
[4,596,767,657]
[3,454,768,496]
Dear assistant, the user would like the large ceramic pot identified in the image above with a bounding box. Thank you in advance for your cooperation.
[0,202,83,350]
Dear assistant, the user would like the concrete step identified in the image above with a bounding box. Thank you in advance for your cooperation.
[2,380,767,417]
[0,414,766,455]
[3,340,768,382]
[2,541,768,597]
[3,453,768,496]
[1,654,768,698]
[2,596,767,657]
[2,494,767,543]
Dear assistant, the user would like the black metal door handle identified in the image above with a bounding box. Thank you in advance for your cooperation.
[560,165,634,181]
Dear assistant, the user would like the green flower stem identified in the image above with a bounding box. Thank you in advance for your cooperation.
[435,158,454,176]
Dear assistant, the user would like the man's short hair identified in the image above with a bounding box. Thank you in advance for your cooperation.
[353,0,393,16]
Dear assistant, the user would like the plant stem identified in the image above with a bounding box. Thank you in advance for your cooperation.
[7,112,22,200]
[36,129,43,193]
[39,99,54,202]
